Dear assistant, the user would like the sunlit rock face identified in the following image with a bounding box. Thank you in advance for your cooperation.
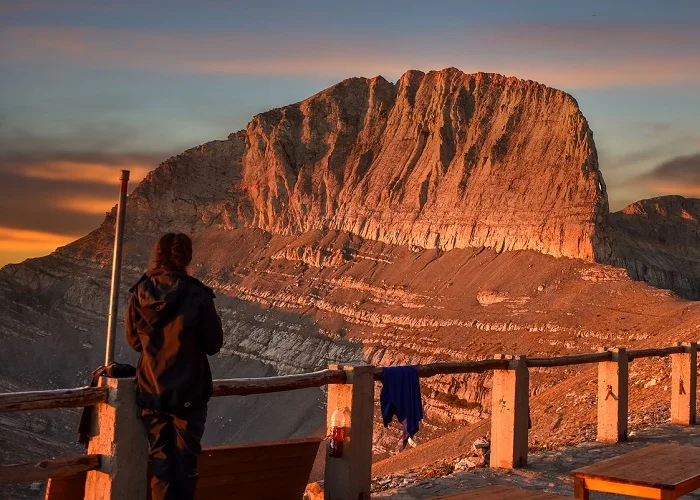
[607,196,700,300]
[237,68,609,261]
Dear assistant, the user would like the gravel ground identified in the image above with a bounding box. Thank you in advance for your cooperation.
[375,424,700,499]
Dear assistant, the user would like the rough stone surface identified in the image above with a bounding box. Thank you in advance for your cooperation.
[373,425,700,499]
[607,196,700,300]
[237,69,609,261]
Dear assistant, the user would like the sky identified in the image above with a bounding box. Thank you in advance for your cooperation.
[1,0,699,267]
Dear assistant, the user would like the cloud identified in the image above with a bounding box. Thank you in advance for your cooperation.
[0,125,167,188]
[487,23,700,57]
[0,226,78,253]
[639,153,700,198]
[0,148,163,237]
[22,160,151,185]
[2,24,700,88]
[0,225,80,267]
[0,122,155,156]
[0,121,187,264]
[51,196,118,215]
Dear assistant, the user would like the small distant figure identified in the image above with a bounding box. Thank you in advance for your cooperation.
[126,233,223,500]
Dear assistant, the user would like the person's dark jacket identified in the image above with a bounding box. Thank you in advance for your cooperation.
[125,268,223,412]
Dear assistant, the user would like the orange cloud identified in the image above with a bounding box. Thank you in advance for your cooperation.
[51,196,117,215]
[645,182,700,198]
[22,160,151,185]
[0,226,79,267]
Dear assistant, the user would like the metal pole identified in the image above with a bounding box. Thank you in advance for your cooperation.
[105,170,130,365]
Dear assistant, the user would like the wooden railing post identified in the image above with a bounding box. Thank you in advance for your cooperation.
[671,342,697,425]
[597,347,628,443]
[84,377,149,500]
[324,364,374,500]
[490,354,529,468]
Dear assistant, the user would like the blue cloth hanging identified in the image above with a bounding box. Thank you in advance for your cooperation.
[380,365,424,447]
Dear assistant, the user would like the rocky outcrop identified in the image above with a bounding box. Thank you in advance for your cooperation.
[607,196,700,300]
[237,69,609,260]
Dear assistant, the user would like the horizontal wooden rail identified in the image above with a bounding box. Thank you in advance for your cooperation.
[627,346,685,361]
[372,358,511,380]
[527,352,613,368]
[0,386,108,413]
[0,454,100,484]
[212,369,347,397]
[1,344,691,411]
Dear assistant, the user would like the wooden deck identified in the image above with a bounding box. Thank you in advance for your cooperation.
[571,443,700,499]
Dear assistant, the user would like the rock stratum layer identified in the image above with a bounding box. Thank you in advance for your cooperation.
[1,68,698,499]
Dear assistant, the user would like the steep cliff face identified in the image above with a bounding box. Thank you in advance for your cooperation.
[237,69,609,260]
[608,196,700,299]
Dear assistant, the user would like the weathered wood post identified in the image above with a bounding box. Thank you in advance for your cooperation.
[671,342,697,425]
[84,377,149,500]
[490,354,529,468]
[324,364,374,500]
[597,347,628,443]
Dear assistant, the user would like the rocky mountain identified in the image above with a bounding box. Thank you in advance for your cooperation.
[608,196,700,300]
[238,69,609,261]
[1,68,698,498]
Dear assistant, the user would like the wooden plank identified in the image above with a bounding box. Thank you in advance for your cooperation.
[574,476,590,500]
[212,370,346,397]
[675,473,700,497]
[195,474,308,500]
[594,444,700,484]
[627,346,684,361]
[580,477,665,499]
[0,386,108,412]
[201,436,322,454]
[199,453,315,475]
[196,465,311,487]
[571,444,700,487]
[45,473,87,500]
[431,485,565,499]
[198,444,319,477]
[0,455,100,484]
[527,352,612,368]
[377,359,510,380]
[144,439,320,500]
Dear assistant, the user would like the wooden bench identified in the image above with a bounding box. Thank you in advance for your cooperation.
[431,485,565,499]
[45,437,322,500]
[571,443,700,499]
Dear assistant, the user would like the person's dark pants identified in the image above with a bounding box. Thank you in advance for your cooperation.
[140,406,207,500]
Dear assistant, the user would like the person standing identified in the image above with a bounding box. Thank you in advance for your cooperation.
[126,233,223,500]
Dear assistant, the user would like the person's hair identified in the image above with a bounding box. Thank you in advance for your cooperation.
[151,233,193,272]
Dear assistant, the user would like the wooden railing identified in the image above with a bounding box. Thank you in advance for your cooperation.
[0,455,101,484]
[0,342,696,500]
[0,386,108,413]
[213,368,347,396]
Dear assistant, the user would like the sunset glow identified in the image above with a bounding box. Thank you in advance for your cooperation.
[0,226,79,264]
[22,161,151,185]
